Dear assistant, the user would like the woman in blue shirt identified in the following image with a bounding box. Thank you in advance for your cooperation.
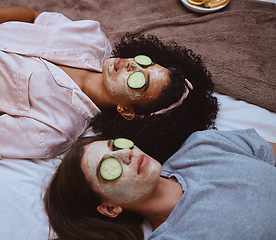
[44,129,276,240]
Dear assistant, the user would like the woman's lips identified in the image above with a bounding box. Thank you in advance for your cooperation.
[114,57,122,71]
[138,155,148,174]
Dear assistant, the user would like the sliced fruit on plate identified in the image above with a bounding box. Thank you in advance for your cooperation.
[187,0,208,6]
[208,0,229,8]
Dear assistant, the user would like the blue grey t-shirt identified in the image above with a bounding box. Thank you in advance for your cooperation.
[148,129,276,240]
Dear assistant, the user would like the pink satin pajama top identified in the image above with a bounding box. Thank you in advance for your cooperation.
[0,12,112,159]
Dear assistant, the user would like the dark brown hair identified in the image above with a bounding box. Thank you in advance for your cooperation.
[44,136,144,240]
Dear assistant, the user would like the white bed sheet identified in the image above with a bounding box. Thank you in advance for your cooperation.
[1,92,276,240]
[214,93,276,142]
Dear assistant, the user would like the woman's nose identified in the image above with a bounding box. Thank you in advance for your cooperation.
[111,148,133,165]
[125,59,138,71]
[125,59,132,71]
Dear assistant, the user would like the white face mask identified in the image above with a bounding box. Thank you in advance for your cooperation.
[81,140,162,204]
[101,58,170,106]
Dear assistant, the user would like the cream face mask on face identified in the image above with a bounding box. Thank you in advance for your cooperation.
[83,138,162,204]
[102,55,170,105]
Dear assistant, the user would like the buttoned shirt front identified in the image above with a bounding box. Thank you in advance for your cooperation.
[0,12,112,159]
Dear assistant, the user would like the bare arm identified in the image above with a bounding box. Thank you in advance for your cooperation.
[0,7,41,24]
[268,142,276,167]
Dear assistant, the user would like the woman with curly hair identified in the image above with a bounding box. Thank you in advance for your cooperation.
[0,7,217,162]
[91,33,218,162]
[44,132,276,240]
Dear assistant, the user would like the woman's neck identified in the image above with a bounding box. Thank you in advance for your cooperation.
[135,177,183,231]
[82,71,114,108]
[56,65,114,108]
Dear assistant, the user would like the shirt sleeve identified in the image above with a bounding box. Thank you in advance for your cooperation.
[164,129,275,171]
[216,129,275,166]
[34,12,72,26]
[0,12,112,71]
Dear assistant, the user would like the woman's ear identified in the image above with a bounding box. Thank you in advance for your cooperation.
[116,105,135,120]
[97,203,123,218]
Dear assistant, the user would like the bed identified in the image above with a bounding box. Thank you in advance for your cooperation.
[0,0,275,239]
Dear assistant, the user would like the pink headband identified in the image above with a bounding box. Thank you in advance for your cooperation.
[150,79,193,116]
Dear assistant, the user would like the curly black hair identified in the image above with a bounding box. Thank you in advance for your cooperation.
[90,33,218,163]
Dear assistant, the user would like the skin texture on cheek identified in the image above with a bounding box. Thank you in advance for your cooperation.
[150,67,167,86]
[101,175,141,204]
[99,176,150,204]
[84,145,101,189]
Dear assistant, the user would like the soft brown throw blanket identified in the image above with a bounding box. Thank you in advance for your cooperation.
[1,0,275,112]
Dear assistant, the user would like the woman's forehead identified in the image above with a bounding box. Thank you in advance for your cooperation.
[81,141,109,183]
[84,140,109,158]
[148,64,170,85]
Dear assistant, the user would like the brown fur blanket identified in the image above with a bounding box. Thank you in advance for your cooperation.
[1,0,275,111]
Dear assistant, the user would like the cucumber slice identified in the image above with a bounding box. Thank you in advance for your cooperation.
[127,71,146,89]
[113,138,134,150]
[134,55,152,67]
[100,158,122,181]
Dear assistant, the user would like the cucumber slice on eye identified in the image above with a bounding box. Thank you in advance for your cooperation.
[113,138,134,150]
[100,158,123,181]
[134,55,152,67]
[127,71,146,89]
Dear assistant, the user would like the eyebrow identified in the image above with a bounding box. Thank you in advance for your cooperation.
[107,139,112,148]
[143,62,155,92]
[143,74,150,92]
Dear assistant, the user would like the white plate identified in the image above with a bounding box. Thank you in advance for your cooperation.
[181,0,230,14]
